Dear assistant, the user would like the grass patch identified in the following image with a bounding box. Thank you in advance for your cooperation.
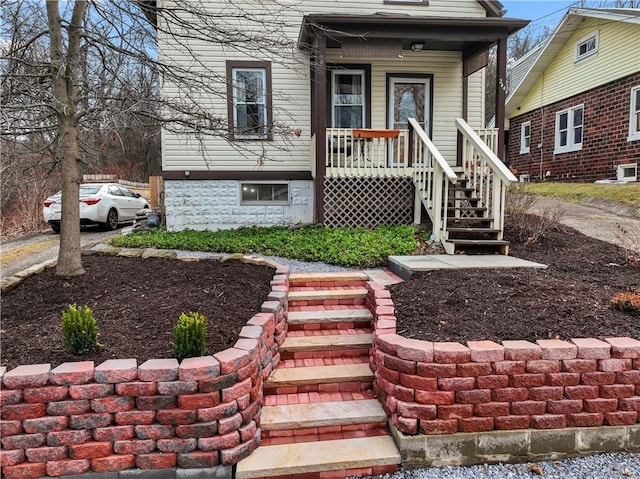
[524,182,640,207]
[110,225,423,268]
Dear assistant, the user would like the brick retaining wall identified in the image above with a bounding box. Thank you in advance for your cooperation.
[366,282,640,436]
[0,262,290,479]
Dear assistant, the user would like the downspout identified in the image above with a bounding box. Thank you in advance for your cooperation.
[539,72,545,180]
[313,33,327,223]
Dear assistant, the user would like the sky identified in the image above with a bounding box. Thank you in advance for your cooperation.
[501,1,587,28]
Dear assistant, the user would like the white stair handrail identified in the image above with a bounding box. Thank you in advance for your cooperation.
[455,118,517,183]
[408,119,457,181]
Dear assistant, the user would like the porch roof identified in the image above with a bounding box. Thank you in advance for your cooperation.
[298,14,529,57]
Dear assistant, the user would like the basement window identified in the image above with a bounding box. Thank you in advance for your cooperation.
[241,183,289,204]
[617,163,638,183]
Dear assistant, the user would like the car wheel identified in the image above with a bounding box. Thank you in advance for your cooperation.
[51,224,60,234]
[104,209,118,230]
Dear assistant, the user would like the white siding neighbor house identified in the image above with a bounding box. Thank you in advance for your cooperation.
[158,0,527,253]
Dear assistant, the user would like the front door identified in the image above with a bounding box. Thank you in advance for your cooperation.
[387,76,431,164]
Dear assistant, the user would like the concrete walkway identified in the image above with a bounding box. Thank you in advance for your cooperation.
[387,254,547,280]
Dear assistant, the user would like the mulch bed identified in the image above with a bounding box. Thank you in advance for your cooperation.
[2,220,639,372]
[1,256,274,371]
[391,220,640,343]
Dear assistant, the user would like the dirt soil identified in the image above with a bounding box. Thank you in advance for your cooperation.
[391,219,640,343]
[2,217,639,371]
[1,257,274,371]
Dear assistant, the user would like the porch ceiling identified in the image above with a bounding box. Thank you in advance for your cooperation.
[299,14,529,58]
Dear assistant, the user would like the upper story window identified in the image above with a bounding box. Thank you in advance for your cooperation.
[574,32,598,63]
[520,121,531,154]
[331,70,366,128]
[555,105,583,154]
[629,85,640,142]
[226,61,272,140]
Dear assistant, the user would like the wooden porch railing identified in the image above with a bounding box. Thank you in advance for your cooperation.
[408,118,458,242]
[325,128,412,177]
[456,118,517,236]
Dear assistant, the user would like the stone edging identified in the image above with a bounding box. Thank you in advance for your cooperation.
[0,248,290,479]
[365,280,640,466]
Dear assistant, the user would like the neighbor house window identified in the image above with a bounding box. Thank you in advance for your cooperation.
[227,61,272,140]
[240,183,288,204]
[574,32,598,62]
[629,85,640,141]
[331,70,366,128]
[555,105,583,154]
[617,163,638,182]
[520,121,531,154]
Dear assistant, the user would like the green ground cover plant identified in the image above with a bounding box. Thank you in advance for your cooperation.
[110,225,422,268]
[525,182,640,207]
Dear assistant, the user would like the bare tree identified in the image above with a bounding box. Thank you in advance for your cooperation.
[1,0,303,276]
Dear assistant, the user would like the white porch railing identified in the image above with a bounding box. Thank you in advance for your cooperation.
[325,128,412,177]
[408,118,458,242]
[456,118,517,236]
[473,128,499,156]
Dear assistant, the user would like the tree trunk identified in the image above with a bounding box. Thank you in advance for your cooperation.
[47,0,87,277]
[57,118,84,276]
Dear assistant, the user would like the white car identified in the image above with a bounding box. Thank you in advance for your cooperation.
[43,183,150,233]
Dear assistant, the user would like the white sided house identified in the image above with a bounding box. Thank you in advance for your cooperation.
[159,0,528,254]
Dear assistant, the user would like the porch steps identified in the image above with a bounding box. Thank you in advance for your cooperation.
[237,271,399,479]
[441,177,510,254]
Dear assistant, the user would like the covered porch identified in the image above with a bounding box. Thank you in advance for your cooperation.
[299,12,526,253]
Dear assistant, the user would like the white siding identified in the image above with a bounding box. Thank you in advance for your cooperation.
[466,69,485,128]
[324,50,464,164]
[514,18,640,115]
[160,0,488,172]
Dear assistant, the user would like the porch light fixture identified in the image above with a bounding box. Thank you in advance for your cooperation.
[411,43,424,52]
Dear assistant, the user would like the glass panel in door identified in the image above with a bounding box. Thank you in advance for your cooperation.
[388,77,430,165]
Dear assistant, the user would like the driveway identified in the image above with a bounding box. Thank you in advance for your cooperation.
[1,229,122,281]
[528,196,640,249]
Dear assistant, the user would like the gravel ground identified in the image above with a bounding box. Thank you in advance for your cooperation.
[363,453,640,479]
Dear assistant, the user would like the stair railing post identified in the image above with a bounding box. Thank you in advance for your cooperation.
[432,165,444,242]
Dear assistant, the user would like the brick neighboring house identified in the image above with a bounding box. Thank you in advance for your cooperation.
[506,8,640,183]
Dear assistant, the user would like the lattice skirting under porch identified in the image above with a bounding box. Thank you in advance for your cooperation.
[323,176,414,228]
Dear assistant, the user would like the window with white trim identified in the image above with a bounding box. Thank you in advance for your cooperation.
[520,121,531,154]
[574,32,598,62]
[240,183,288,204]
[227,61,272,140]
[629,85,640,141]
[617,163,637,182]
[331,70,365,128]
[555,105,583,154]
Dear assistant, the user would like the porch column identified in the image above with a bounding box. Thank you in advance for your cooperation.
[313,34,327,223]
[495,35,507,160]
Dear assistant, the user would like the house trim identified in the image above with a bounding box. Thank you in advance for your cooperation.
[162,171,313,181]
